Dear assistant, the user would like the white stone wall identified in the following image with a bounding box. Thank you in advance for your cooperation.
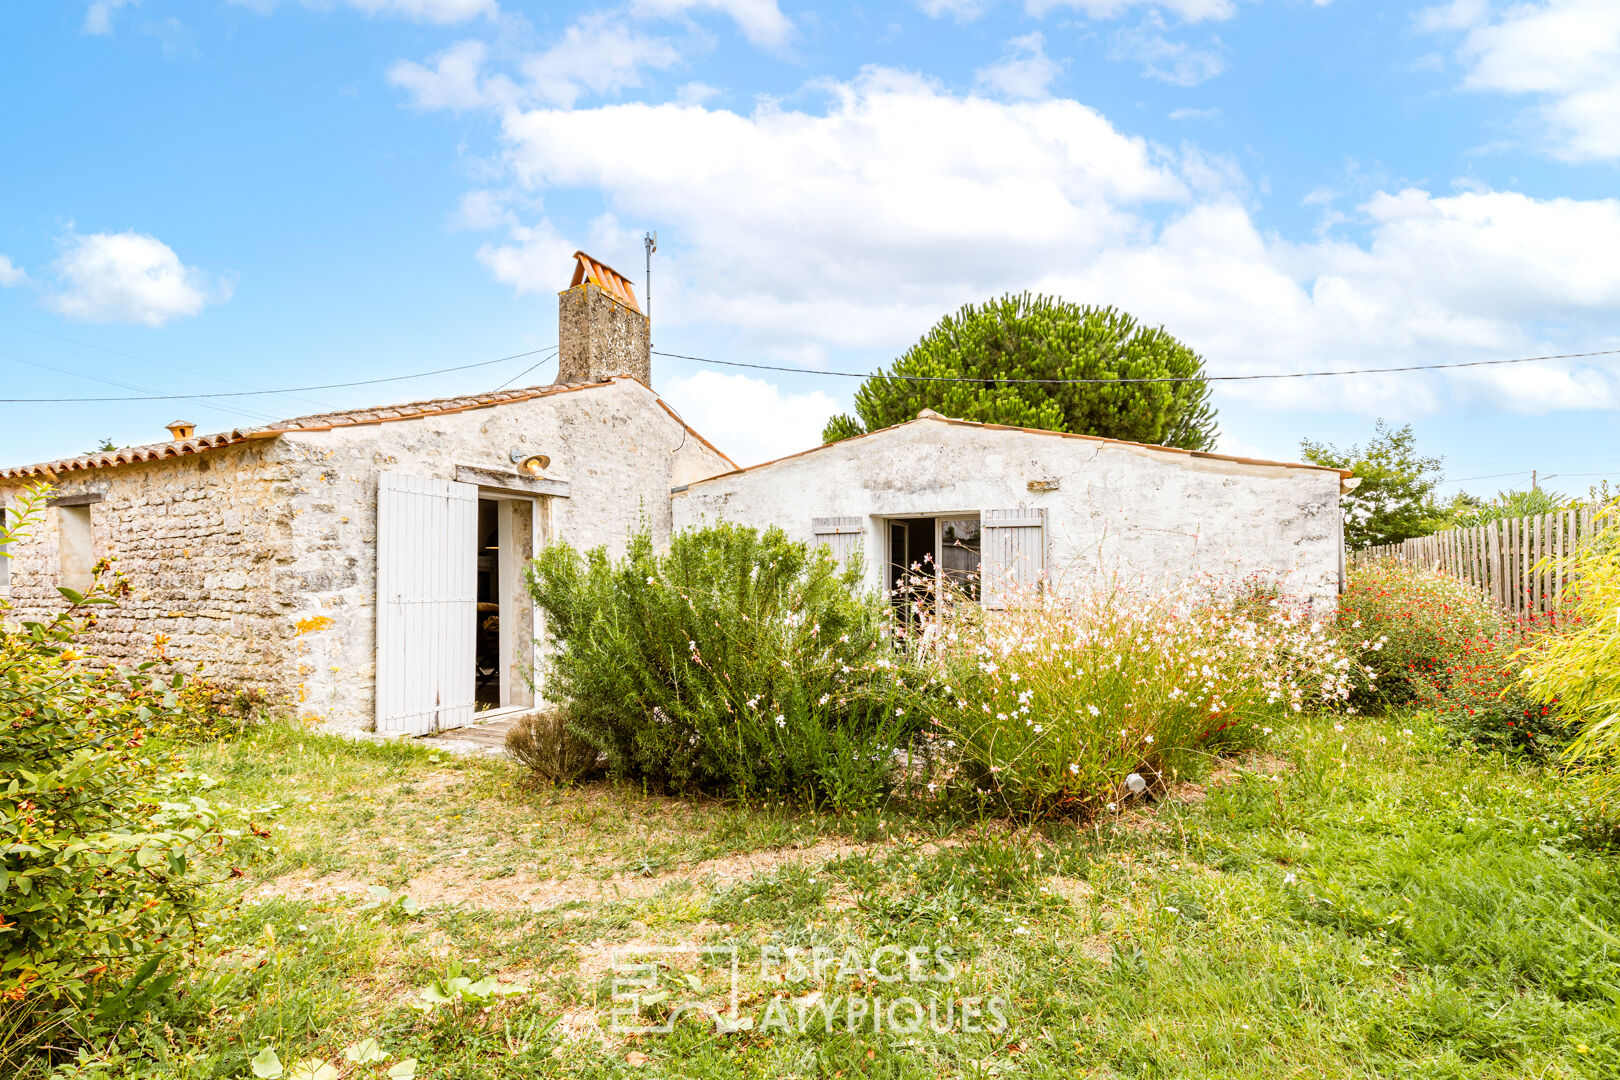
[0,441,306,704]
[0,379,733,732]
[271,378,732,730]
[672,418,1345,603]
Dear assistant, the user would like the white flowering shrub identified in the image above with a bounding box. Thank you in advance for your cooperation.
[925,578,1364,818]
[526,524,935,808]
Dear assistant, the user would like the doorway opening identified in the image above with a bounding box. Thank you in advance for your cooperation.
[886,514,982,622]
[474,495,538,714]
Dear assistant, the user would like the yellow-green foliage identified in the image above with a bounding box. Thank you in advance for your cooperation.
[1519,505,1620,807]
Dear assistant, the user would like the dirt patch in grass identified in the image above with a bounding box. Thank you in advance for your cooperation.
[256,835,883,912]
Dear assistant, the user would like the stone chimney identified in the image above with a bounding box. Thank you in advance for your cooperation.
[166,419,196,441]
[555,251,651,385]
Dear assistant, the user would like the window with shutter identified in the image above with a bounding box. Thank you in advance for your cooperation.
[980,508,1047,609]
[811,516,865,574]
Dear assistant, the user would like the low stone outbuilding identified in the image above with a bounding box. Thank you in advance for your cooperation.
[672,411,1354,607]
[0,253,733,734]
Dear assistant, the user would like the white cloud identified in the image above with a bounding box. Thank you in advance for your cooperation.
[917,0,997,22]
[0,256,25,287]
[389,17,679,112]
[662,371,841,465]
[1027,0,1235,22]
[629,0,791,48]
[1109,22,1228,86]
[388,40,495,111]
[676,81,722,105]
[476,219,575,296]
[1424,0,1620,161]
[975,32,1062,100]
[84,0,136,35]
[455,188,515,230]
[47,231,230,327]
[447,67,1620,429]
[522,15,682,108]
[1168,106,1221,121]
[227,0,495,23]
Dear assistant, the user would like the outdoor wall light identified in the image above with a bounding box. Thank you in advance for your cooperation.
[509,447,551,476]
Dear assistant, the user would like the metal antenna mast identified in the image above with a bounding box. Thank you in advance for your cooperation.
[644,231,658,334]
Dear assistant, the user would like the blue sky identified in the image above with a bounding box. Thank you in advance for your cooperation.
[2,0,1618,499]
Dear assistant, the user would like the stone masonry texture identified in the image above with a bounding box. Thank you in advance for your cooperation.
[0,379,731,732]
[556,283,651,384]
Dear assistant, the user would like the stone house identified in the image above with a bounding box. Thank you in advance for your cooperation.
[0,253,734,735]
[0,249,1353,737]
[672,411,1354,608]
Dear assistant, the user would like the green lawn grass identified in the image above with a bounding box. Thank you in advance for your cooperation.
[44,715,1620,1079]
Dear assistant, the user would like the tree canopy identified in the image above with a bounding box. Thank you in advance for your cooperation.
[1301,420,1443,549]
[821,293,1219,451]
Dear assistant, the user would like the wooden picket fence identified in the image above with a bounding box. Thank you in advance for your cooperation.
[1348,505,1612,618]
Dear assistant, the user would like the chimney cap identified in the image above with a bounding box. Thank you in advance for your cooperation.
[568,251,641,314]
[165,419,196,440]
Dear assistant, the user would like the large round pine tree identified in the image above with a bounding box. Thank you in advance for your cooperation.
[823,293,1219,451]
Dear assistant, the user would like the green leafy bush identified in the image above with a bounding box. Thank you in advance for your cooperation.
[934,580,1362,818]
[1335,561,1501,711]
[0,488,272,1060]
[527,523,931,808]
[1519,507,1620,807]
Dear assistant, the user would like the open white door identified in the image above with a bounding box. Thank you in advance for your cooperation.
[376,473,478,734]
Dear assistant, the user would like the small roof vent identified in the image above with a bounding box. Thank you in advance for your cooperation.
[916,408,944,420]
[166,420,196,441]
[568,251,641,314]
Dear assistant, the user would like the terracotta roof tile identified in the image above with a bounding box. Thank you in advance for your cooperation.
[0,380,620,480]
[567,251,641,313]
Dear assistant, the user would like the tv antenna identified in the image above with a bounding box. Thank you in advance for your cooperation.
[644,231,658,332]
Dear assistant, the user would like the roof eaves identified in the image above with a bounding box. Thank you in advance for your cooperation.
[673,413,1350,492]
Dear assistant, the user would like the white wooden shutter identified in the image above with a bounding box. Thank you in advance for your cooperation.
[811,516,865,573]
[980,508,1046,610]
[376,473,478,735]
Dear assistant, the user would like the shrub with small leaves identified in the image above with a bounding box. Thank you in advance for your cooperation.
[0,488,273,1059]
[1415,613,1573,755]
[1336,561,1501,711]
[527,523,935,807]
[503,708,598,786]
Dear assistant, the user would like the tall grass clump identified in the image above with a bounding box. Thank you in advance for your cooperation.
[1520,506,1620,808]
[930,579,1362,818]
[527,523,933,809]
[1336,561,1501,711]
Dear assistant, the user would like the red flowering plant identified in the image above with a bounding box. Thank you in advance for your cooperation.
[1413,609,1573,755]
[1335,562,1501,712]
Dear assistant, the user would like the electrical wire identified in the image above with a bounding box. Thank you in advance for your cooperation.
[0,346,558,403]
[0,319,334,414]
[651,346,1620,385]
[491,348,559,391]
[1442,470,1536,484]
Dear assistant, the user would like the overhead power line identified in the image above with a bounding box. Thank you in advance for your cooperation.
[652,346,1620,385]
[493,348,559,391]
[0,346,557,404]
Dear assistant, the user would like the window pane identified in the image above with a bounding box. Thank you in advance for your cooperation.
[939,517,981,599]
